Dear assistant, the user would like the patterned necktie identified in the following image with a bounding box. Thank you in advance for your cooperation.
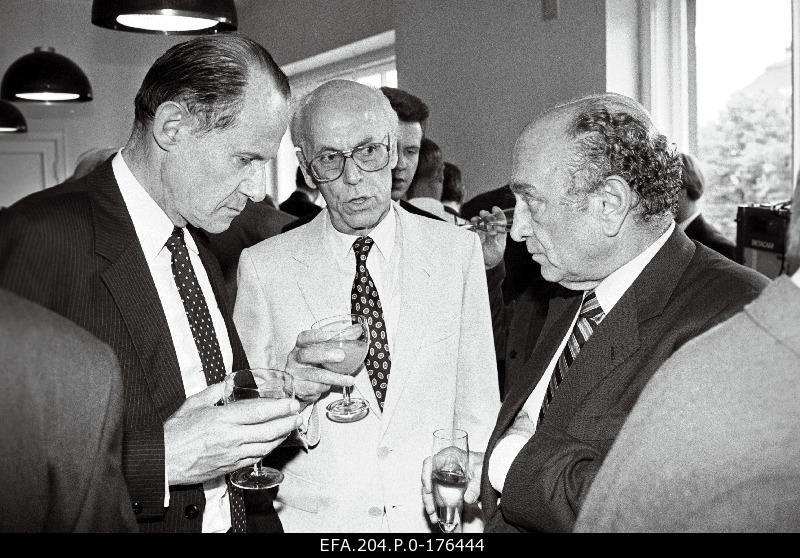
[165,227,247,533]
[537,290,605,427]
[351,236,391,411]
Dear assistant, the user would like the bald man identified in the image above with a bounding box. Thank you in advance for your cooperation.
[234,80,499,532]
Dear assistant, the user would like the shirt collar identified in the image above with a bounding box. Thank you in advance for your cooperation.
[112,150,199,262]
[594,221,675,314]
[325,203,396,263]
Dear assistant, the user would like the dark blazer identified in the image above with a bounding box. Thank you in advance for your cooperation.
[480,227,769,532]
[0,289,137,532]
[0,160,279,532]
[278,190,322,219]
[684,213,737,261]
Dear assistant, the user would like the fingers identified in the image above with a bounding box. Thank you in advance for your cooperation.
[420,457,438,523]
[294,343,346,367]
[182,381,226,410]
[223,397,300,425]
[292,365,354,388]
[464,476,481,505]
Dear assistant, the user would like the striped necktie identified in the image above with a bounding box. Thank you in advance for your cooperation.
[537,290,605,427]
[165,227,247,533]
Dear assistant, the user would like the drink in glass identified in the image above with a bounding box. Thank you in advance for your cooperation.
[431,428,469,533]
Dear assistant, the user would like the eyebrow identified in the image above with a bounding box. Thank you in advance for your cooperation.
[316,136,379,153]
[238,150,266,161]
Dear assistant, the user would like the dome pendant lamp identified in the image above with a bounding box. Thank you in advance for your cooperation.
[1,46,93,103]
[91,0,237,35]
[0,100,28,133]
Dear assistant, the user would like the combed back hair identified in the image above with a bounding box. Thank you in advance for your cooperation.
[679,152,705,201]
[442,162,464,204]
[134,34,289,134]
[562,94,682,223]
[407,138,443,198]
[290,80,398,156]
[380,86,429,124]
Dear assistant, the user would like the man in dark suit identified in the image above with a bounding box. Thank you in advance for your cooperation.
[0,35,346,533]
[279,167,322,219]
[0,289,137,532]
[421,93,768,532]
[677,152,737,261]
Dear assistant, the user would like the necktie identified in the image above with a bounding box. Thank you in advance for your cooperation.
[537,290,605,427]
[165,227,247,533]
[351,236,391,411]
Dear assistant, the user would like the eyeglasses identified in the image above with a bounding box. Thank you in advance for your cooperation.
[300,138,391,183]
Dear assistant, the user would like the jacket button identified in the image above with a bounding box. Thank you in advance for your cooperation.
[509,350,518,359]
[368,506,383,517]
[132,502,142,515]
[184,504,200,519]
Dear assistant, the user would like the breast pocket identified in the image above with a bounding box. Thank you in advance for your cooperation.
[273,468,321,514]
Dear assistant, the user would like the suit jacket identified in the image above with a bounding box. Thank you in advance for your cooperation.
[684,213,737,261]
[0,289,137,532]
[206,199,296,302]
[480,227,769,532]
[0,160,278,532]
[234,206,500,532]
[279,190,322,219]
[575,276,800,532]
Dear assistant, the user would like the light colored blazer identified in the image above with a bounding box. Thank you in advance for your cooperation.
[234,206,500,532]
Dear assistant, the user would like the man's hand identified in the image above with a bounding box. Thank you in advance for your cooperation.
[471,206,507,269]
[164,382,302,486]
[285,328,355,408]
[421,451,485,525]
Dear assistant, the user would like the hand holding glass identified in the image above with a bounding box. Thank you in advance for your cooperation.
[223,368,294,490]
[311,314,371,423]
[431,428,469,533]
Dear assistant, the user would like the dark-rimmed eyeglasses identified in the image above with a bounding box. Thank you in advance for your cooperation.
[299,137,391,183]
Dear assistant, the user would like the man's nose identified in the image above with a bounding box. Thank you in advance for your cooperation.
[395,151,407,170]
[239,162,267,202]
[342,157,362,185]
[509,202,529,243]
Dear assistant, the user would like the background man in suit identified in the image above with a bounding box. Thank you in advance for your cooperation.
[279,167,323,219]
[441,162,465,218]
[405,138,461,223]
[574,191,800,533]
[235,80,499,532]
[0,35,345,533]
[676,152,737,261]
[466,93,768,532]
[0,289,137,532]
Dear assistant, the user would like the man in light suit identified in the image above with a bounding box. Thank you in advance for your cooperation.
[469,93,768,532]
[0,35,344,533]
[0,289,137,532]
[235,80,500,532]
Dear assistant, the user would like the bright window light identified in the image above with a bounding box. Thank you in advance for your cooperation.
[116,14,217,32]
[0,127,19,132]
[16,92,80,101]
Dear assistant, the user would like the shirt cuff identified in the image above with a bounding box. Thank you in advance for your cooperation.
[487,434,529,494]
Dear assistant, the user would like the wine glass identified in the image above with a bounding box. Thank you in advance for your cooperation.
[311,313,371,423]
[223,368,294,490]
[460,207,514,232]
[431,428,469,533]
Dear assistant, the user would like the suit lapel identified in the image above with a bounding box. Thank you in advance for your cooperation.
[378,210,434,440]
[90,162,186,421]
[294,212,346,324]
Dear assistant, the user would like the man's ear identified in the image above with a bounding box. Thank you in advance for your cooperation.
[388,136,399,169]
[596,175,632,237]
[151,102,185,151]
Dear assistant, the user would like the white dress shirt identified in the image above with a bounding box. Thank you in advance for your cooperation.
[113,151,234,533]
[488,221,676,493]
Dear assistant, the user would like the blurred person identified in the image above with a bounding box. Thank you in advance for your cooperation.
[441,162,465,218]
[0,34,345,533]
[235,80,499,532]
[676,152,737,261]
[279,166,323,219]
[405,138,462,223]
[0,289,137,532]
[458,92,768,533]
[574,186,800,533]
[68,147,119,182]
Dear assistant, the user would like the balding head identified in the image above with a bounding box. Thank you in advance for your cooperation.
[290,80,398,158]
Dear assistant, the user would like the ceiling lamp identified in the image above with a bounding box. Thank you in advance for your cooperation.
[91,0,237,35]
[1,47,93,103]
[0,100,28,133]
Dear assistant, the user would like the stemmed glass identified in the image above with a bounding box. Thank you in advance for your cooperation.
[223,368,294,490]
[311,313,371,423]
[431,428,470,533]
[460,207,514,232]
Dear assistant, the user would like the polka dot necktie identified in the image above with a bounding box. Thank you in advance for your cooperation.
[165,227,247,533]
[351,236,391,411]
[537,290,605,428]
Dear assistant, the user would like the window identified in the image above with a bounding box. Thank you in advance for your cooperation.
[267,32,396,205]
[638,0,798,241]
